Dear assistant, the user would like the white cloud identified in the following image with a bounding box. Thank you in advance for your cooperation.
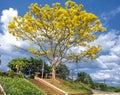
[69,31,120,86]
[92,31,117,51]
[90,68,120,86]
[0,8,18,34]
[89,31,120,86]
[91,70,111,80]
[0,8,31,71]
[98,54,120,64]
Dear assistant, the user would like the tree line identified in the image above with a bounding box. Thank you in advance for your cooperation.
[7,57,69,79]
[1,57,120,92]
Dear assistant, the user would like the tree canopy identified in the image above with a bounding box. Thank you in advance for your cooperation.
[21,57,50,78]
[56,64,69,79]
[76,72,93,84]
[8,0,105,80]
[8,58,28,73]
[8,57,50,78]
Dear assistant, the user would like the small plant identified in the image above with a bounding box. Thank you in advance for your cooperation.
[7,70,14,77]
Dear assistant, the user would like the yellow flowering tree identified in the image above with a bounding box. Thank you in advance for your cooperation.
[8,0,105,80]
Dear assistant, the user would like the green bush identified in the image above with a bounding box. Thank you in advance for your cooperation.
[0,76,45,95]
[115,87,120,92]
[16,73,24,78]
[7,70,14,77]
[56,64,69,80]
[99,83,107,91]
[103,86,120,92]
[62,80,92,93]
[0,71,24,78]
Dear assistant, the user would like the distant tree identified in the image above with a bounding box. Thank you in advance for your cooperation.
[8,57,51,77]
[56,64,69,79]
[21,57,51,78]
[8,58,28,74]
[8,0,105,80]
[93,82,107,90]
[76,72,93,84]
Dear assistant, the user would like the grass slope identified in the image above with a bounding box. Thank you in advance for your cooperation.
[45,79,92,94]
[0,76,45,95]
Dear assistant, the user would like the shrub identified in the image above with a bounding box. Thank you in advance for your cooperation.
[16,73,24,78]
[7,70,14,77]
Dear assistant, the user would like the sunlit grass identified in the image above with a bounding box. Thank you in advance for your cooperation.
[45,79,92,94]
[0,76,45,95]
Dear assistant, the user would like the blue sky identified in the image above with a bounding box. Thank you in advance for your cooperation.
[0,0,120,30]
[0,0,120,87]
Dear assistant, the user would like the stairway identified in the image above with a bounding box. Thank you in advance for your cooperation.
[28,79,63,95]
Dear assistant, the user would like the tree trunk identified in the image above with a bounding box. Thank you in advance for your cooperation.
[52,64,56,80]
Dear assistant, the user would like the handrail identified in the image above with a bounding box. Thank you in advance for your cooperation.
[0,84,6,95]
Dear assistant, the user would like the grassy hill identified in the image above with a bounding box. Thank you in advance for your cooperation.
[0,76,45,95]
[45,79,92,94]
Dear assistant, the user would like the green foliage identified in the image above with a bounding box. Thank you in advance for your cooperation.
[56,64,69,79]
[114,87,120,92]
[0,76,45,95]
[21,57,51,78]
[8,57,50,78]
[100,85,120,92]
[16,73,24,78]
[91,82,120,92]
[91,82,107,90]
[75,72,120,92]
[76,72,93,85]
[8,58,28,73]
[0,71,7,77]
[0,71,24,78]
[7,70,14,77]
[99,83,107,90]
[63,80,89,91]
[47,79,92,94]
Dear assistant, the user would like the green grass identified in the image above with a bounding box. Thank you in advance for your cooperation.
[102,86,120,92]
[0,76,45,95]
[45,79,92,94]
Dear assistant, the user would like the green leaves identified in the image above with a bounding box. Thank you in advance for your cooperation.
[8,58,28,73]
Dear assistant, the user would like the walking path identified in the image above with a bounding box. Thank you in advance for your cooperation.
[92,89,120,95]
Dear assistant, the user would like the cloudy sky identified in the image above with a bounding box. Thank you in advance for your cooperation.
[0,0,120,86]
